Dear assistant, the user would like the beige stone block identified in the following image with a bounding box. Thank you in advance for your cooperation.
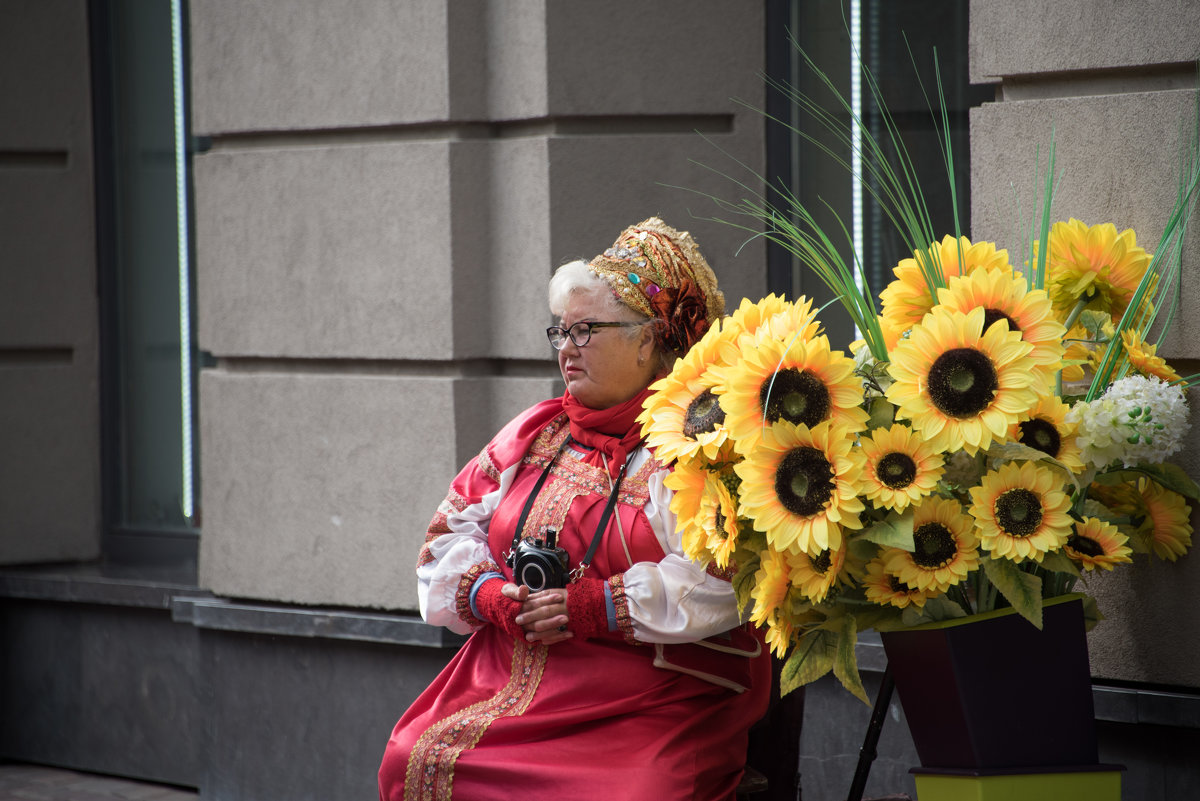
[0,0,91,149]
[198,370,557,609]
[970,89,1200,359]
[543,1,763,117]
[0,168,98,345]
[193,142,456,359]
[544,131,768,313]
[189,0,453,134]
[970,0,1200,82]
[0,359,100,564]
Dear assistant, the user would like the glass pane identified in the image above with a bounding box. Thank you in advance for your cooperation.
[100,0,196,532]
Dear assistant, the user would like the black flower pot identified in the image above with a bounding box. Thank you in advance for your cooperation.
[879,594,1098,769]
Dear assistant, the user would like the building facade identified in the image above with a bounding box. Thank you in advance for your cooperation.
[2,1,1198,799]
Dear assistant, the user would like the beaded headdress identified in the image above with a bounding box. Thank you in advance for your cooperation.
[588,217,725,355]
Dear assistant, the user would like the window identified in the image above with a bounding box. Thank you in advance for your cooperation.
[765,0,992,345]
[91,0,199,566]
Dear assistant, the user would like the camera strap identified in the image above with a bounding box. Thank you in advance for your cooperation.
[505,434,644,582]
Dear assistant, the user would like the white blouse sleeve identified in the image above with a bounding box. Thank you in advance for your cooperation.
[416,462,519,635]
[618,464,743,644]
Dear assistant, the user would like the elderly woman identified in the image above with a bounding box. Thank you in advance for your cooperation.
[378,218,770,801]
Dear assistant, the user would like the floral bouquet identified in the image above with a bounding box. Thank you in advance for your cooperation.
[643,46,1200,702]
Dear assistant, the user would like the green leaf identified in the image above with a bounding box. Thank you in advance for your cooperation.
[731,550,761,619]
[832,614,869,705]
[1132,463,1200,501]
[1039,550,1082,579]
[921,593,971,621]
[1080,594,1105,632]
[982,557,1044,628]
[859,510,915,551]
[780,628,836,695]
[865,396,896,431]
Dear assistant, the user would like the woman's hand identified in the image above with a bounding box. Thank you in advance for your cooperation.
[505,583,573,645]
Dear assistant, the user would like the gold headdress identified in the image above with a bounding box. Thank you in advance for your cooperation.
[588,217,725,355]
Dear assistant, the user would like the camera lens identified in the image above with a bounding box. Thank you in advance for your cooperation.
[521,563,549,592]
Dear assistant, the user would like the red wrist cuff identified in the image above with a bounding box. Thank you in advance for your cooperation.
[472,577,525,640]
[566,577,610,640]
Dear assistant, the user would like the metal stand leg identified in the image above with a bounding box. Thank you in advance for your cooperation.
[845,665,895,801]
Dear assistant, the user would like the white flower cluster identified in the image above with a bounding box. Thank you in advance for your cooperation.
[1066,375,1190,468]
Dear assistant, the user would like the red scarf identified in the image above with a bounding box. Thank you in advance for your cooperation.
[562,387,653,478]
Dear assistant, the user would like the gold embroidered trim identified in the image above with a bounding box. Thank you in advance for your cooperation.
[608,574,641,645]
[455,562,503,628]
[403,640,548,801]
[418,492,471,567]
[477,446,500,482]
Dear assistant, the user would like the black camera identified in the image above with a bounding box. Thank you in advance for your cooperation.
[510,528,570,592]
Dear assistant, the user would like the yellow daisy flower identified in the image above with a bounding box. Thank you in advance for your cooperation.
[1064,517,1133,571]
[880,235,1013,348]
[882,496,979,592]
[787,541,847,603]
[862,559,933,609]
[1009,395,1086,474]
[718,333,868,457]
[858,423,945,511]
[1138,478,1193,562]
[698,468,742,569]
[640,318,735,465]
[664,457,713,565]
[734,420,865,555]
[1089,477,1193,561]
[1046,219,1152,322]
[886,305,1041,456]
[968,461,1074,563]
[1119,330,1182,384]
[936,267,1066,379]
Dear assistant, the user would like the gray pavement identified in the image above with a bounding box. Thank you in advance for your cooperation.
[0,763,197,801]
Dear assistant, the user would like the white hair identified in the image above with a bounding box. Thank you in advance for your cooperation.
[548,260,637,320]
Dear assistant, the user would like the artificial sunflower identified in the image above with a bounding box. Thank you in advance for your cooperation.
[858,423,945,511]
[886,305,1041,456]
[968,461,1074,563]
[639,317,735,465]
[663,456,713,565]
[748,546,794,655]
[1136,478,1193,561]
[734,420,865,555]
[719,293,797,358]
[861,559,933,609]
[936,267,1066,380]
[882,496,979,592]
[1046,218,1153,323]
[1009,394,1086,474]
[1119,330,1182,384]
[787,541,847,603]
[697,468,742,569]
[880,235,1013,348]
[1064,517,1133,571]
[718,333,868,456]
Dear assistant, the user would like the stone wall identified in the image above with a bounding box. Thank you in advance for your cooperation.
[188,0,768,610]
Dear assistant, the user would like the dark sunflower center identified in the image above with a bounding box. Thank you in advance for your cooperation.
[774,446,835,517]
[1067,534,1104,557]
[887,575,908,593]
[983,308,1020,334]
[994,488,1044,538]
[877,452,918,489]
[683,388,726,438]
[926,347,999,418]
[1018,418,1062,458]
[760,368,831,429]
[912,522,957,568]
[714,508,729,538]
[811,549,832,575]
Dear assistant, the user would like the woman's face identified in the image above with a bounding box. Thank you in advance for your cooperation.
[556,288,659,410]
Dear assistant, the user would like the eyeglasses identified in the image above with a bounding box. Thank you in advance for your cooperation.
[546,320,647,350]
